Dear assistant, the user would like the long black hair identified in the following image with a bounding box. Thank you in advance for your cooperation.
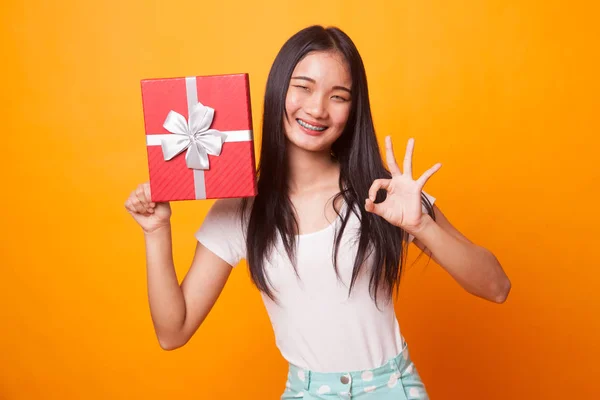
[241,25,435,305]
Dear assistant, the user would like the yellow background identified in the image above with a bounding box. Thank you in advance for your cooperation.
[2,0,598,398]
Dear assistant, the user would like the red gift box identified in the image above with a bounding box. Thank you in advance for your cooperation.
[141,74,257,202]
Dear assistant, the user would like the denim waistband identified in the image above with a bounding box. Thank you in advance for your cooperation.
[287,342,413,394]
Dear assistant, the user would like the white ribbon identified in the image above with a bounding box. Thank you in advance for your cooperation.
[160,102,227,170]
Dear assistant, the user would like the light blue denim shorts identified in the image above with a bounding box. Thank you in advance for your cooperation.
[281,343,429,399]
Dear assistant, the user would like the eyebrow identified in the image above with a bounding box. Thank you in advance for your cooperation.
[291,76,352,94]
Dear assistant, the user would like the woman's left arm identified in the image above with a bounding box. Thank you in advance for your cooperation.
[366,136,511,304]
[411,205,511,303]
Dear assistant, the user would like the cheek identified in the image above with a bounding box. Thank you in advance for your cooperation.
[285,91,302,115]
[332,105,351,129]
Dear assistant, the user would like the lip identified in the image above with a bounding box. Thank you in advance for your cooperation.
[296,118,328,136]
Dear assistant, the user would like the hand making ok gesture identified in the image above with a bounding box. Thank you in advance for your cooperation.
[365,136,442,233]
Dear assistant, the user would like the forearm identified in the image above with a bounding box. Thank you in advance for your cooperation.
[144,224,187,345]
[411,215,511,303]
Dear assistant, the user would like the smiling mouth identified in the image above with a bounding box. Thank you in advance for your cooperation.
[296,119,328,132]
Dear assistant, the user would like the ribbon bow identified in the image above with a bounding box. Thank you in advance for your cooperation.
[160,102,227,170]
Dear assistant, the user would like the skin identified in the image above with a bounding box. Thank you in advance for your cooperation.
[124,50,511,350]
[283,51,352,233]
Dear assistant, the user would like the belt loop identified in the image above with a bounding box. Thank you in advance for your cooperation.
[391,352,402,372]
[303,369,311,391]
[394,337,409,371]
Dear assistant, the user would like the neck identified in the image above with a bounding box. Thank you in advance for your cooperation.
[286,143,339,194]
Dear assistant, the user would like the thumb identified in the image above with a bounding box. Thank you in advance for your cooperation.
[365,198,386,217]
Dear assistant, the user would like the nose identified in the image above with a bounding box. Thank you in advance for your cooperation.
[304,93,328,119]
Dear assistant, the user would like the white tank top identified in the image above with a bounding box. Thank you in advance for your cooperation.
[195,193,434,372]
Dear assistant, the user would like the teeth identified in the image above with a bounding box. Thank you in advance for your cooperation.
[297,119,326,131]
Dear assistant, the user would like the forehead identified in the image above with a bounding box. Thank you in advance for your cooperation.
[292,51,352,86]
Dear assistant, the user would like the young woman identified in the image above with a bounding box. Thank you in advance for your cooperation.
[125,25,510,399]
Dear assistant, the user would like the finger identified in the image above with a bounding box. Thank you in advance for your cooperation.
[131,197,147,214]
[385,136,402,176]
[135,185,153,213]
[416,163,442,188]
[403,138,414,178]
[124,198,135,213]
[365,198,385,218]
[143,183,155,208]
[143,183,155,212]
[125,197,142,214]
[368,179,391,201]
[136,185,148,204]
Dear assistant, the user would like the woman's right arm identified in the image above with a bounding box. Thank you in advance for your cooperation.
[126,183,233,350]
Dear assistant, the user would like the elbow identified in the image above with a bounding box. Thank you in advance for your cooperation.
[157,334,187,351]
[490,276,511,304]
[156,318,202,351]
[159,340,181,351]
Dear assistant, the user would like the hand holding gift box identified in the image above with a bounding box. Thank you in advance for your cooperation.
[141,74,257,202]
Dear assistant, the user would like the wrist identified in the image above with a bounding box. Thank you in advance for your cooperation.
[143,223,172,236]
[404,214,435,238]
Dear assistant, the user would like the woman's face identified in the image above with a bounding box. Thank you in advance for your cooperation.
[283,51,352,153]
